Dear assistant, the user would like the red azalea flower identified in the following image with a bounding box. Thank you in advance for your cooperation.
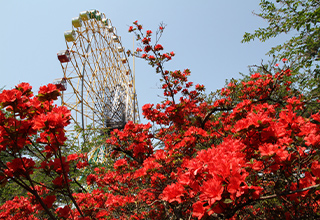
[42,195,56,209]
[154,44,163,51]
[161,183,185,203]
[146,30,152,37]
[57,206,71,218]
[144,45,152,52]
[86,174,97,185]
[67,153,78,161]
[76,161,88,169]
[192,201,206,219]
[0,89,21,106]
[16,82,32,94]
[142,37,151,44]
[114,159,127,170]
[52,175,64,186]
[162,53,171,60]
[38,83,57,95]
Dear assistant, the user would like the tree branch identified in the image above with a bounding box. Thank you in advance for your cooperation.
[226,183,320,218]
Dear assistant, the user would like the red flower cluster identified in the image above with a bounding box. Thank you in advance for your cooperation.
[146,30,152,37]
[141,37,151,44]
[0,197,37,219]
[0,82,88,218]
[128,21,176,74]
[73,22,319,219]
[1,21,320,220]
[154,44,163,51]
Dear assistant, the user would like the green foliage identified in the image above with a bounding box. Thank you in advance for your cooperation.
[0,119,115,205]
[0,125,91,205]
[0,152,28,205]
[0,105,28,204]
[242,0,320,68]
[65,125,114,191]
[242,0,320,114]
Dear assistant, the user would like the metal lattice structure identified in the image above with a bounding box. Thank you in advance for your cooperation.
[55,9,139,162]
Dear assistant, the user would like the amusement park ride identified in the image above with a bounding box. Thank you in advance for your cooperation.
[54,9,139,162]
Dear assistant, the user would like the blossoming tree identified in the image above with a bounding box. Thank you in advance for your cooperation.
[0,21,320,219]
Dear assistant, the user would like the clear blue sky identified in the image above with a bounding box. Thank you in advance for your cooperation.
[0,1,289,123]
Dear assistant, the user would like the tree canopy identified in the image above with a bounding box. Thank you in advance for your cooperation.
[242,0,320,69]
[242,0,320,119]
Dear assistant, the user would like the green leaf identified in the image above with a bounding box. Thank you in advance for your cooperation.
[224,199,233,204]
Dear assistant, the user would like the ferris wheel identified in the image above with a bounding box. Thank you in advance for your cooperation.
[54,9,139,162]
